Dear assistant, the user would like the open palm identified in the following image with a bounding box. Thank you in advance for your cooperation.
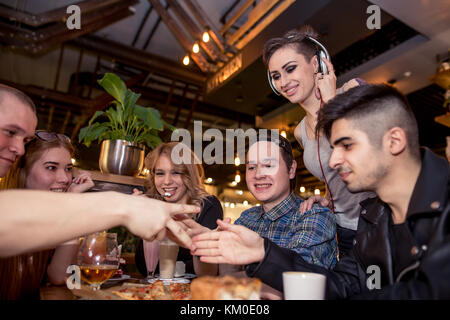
[192,220,265,265]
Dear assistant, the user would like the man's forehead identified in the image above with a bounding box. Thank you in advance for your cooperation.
[247,141,280,160]
[330,119,354,140]
[0,99,37,135]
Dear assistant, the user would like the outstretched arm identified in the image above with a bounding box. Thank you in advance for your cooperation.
[0,190,200,257]
[191,219,265,265]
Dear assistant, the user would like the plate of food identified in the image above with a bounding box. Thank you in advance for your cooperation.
[112,280,191,300]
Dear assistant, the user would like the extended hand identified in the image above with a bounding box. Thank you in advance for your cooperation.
[123,196,200,249]
[191,219,265,265]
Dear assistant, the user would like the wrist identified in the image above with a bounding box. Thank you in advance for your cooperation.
[256,236,265,262]
[107,192,129,227]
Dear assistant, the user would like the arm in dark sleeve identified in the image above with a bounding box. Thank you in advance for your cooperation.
[134,238,148,277]
[246,238,365,299]
[180,196,223,274]
[197,196,223,230]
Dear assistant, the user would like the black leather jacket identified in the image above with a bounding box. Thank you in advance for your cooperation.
[246,148,450,299]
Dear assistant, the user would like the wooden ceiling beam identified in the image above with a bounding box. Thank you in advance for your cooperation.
[0,0,125,27]
[220,0,255,35]
[143,3,169,50]
[165,0,225,63]
[183,0,233,54]
[71,34,206,87]
[148,0,214,73]
[132,4,153,47]
[0,1,137,55]
[227,0,281,46]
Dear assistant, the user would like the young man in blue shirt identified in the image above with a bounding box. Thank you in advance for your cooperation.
[234,133,337,269]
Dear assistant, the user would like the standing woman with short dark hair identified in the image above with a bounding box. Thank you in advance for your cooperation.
[263,26,375,256]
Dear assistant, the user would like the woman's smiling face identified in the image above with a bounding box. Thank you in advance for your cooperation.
[268,46,317,104]
[24,146,73,192]
[153,154,188,204]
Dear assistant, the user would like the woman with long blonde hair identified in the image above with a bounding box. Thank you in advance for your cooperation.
[135,142,223,276]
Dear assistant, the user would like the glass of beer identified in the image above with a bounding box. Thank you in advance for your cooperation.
[77,232,120,290]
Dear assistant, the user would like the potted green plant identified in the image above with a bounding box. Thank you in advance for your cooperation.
[79,73,173,176]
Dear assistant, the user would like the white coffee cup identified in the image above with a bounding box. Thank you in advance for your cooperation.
[282,272,326,300]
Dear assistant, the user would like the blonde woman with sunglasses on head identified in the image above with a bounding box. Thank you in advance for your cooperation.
[0,131,94,299]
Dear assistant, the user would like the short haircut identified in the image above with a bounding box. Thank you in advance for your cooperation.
[316,84,420,160]
[0,85,36,113]
[263,25,320,67]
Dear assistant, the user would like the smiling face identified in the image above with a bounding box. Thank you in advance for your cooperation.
[246,141,295,211]
[329,118,388,193]
[268,46,317,105]
[0,94,37,177]
[24,146,73,192]
[154,154,189,204]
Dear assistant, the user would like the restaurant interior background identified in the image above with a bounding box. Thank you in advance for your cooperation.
[0,0,449,233]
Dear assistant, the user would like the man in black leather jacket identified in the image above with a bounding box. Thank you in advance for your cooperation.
[192,84,450,299]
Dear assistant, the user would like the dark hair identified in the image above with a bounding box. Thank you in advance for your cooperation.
[316,84,420,160]
[0,85,36,113]
[263,25,320,67]
[247,131,296,190]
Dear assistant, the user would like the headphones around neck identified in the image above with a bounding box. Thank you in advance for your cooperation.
[267,36,330,96]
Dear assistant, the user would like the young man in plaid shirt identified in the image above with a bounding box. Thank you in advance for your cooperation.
[234,133,337,269]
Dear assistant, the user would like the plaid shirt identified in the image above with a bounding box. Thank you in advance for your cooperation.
[235,193,337,269]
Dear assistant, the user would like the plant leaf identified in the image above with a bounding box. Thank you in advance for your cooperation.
[134,105,164,131]
[124,90,141,110]
[78,123,109,147]
[139,132,163,149]
[87,111,105,127]
[78,111,105,144]
[98,73,127,105]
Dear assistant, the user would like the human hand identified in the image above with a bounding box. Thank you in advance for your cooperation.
[67,171,94,193]
[166,218,207,248]
[299,195,330,213]
[191,219,265,265]
[132,188,145,196]
[167,217,233,248]
[315,57,337,103]
[123,195,200,249]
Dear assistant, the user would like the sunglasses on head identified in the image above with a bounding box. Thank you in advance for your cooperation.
[34,131,71,143]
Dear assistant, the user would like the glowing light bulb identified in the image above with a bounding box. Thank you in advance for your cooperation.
[314,189,320,195]
[243,200,249,206]
[234,156,240,166]
[235,172,241,183]
[300,186,306,193]
[202,31,210,43]
[183,55,190,65]
[192,42,199,53]
[230,203,235,208]
[281,130,287,138]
